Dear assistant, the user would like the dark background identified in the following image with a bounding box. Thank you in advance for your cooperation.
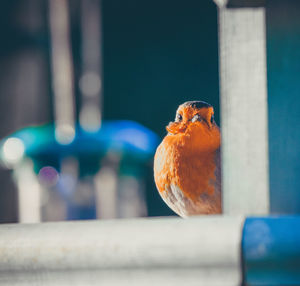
[266,0,300,214]
[0,0,299,222]
[0,0,219,222]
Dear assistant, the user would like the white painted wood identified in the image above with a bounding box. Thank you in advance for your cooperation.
[0,216,244,286]
[218,7,269,214]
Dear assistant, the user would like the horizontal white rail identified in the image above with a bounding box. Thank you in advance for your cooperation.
[0,216,244,286]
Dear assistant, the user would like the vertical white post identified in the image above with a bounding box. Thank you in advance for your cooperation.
[216,1,269,214]
[49,0,76,145]
[15,160,41,223]
[79,0,103,132]
[95,166,118,219]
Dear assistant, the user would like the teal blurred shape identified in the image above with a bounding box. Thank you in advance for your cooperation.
[0,121,159,220]
[0,120,159,169]
[267,0,300,213]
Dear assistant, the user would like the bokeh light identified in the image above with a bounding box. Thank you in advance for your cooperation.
[38,166,59,187]
[2,138,25,167]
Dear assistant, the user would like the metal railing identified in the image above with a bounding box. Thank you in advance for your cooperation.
[0,216,243,285]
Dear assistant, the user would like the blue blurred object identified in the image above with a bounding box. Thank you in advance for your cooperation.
[0,120,159,221]
[243,216,300,285]
[0,120,159,163]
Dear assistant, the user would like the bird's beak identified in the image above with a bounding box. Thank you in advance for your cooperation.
[166,122,187,134]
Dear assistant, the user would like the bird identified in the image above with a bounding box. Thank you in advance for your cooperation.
[153,101,221,217]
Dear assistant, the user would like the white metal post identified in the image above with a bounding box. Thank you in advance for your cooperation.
[215,0,269,215]
[49,0,76,144]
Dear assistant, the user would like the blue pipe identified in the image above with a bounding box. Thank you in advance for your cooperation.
[243,216,300,285]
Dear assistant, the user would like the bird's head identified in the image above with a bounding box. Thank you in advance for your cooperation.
[166,101,220,151]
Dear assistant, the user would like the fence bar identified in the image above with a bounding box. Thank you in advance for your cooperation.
[0,216,243,286]
[79,0,103,132]
[243,216,300,285]
[49,0,76,145]
[215,1,269,215]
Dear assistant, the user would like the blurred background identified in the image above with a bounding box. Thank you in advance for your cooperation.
[0,0,299,224]
[0,0,219,223]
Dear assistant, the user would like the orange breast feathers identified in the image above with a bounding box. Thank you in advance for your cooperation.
[153,101,221,217]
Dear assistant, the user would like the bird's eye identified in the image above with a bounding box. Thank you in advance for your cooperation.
[211,114,214,124]
[175,113,182,122]
[191,114,202,123]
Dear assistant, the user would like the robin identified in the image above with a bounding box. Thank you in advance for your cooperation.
[154,101,221,217]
